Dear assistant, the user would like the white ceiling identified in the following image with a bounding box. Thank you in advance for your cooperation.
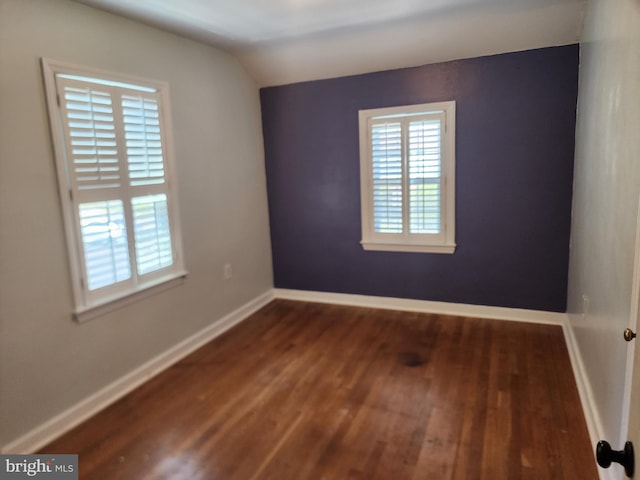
[73,0,587,86]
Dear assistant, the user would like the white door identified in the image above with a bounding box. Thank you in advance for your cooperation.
[598,205,640,478]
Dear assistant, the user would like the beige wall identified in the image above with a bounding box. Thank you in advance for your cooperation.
[0,0,272,447]
[568,0,640,447]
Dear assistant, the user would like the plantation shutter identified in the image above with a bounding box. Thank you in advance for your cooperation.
[57,78,133,291]
[122,93,166,188]
[121,91,174,276]
[59,81,122,192]
[408,116,442,234]
[132,194,173,275]
[55,76,175,294]
[371,122,403,233]
[359,101,455,254]
[369,112,444,237]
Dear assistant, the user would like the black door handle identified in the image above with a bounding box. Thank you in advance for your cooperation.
[596,440,634,477]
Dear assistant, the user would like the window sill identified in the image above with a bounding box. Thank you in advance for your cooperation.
[361,242,456,254]
[74,271,188,323]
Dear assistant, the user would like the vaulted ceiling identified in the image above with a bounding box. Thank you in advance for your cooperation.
[73,0,587,86]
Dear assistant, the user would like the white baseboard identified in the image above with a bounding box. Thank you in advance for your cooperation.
[273,288,565,325]
[562,313,612,480]
[562,313,603,445]
[1,290,274,454]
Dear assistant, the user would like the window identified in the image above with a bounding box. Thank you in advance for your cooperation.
[42,59,186,321]
[359,101,456,254]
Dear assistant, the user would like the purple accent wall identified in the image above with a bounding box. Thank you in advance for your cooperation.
[261,45,579,312]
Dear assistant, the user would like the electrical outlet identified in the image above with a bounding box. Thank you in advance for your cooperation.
[223,263,232,280]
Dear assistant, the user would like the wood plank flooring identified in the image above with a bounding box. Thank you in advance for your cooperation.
[40,300,598,479]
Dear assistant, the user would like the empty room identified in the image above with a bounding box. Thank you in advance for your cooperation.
[1,0,639,478]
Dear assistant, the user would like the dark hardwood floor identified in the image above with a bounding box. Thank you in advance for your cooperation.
[41,300,598,479]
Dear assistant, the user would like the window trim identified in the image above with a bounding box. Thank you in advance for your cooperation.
[41,58,187,322]
[358,101,456,254]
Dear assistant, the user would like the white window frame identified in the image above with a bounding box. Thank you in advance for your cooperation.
[359,101,456,254]
[42,58,187,322]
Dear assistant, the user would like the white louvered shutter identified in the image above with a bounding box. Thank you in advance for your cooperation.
[408,116,442,234]
[368,112,444,238]
[371,121,403,233]
[131,194,173,275]
[360,101,455,253]
[56,76,176,296]
[121,92,174,276]
[57,78,133,292]
[122,93,165,188]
